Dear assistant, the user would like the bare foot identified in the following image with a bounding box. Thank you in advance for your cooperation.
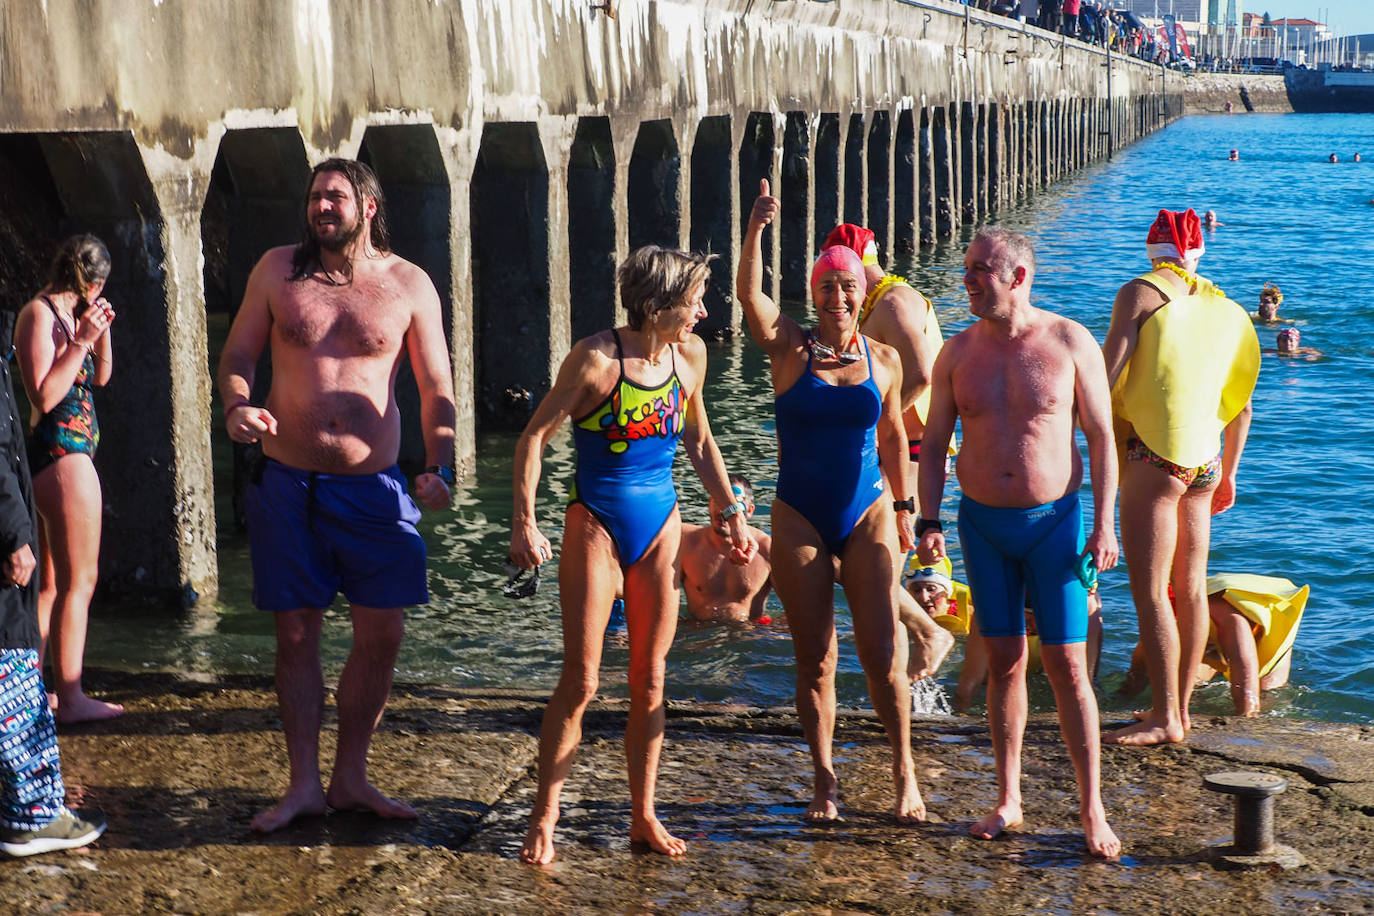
[251,784,328,833]
[520,813,558,865]
[893,766,926,824]
[1104,717,1185,746]
[1130,708,1192,731]
[908,626,955,681]
[53,694,124,724]
[805,774,841,823]
[970,803,1023,841]
[630,814,688,856]
[325,779,417,820]
[1082,801,1121,858]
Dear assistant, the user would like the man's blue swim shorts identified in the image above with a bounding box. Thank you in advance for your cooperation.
[244,458,428,611]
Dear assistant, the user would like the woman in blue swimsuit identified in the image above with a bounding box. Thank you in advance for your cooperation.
[14,235,120,724]
[510,246,756,865]
[737,180,923,825]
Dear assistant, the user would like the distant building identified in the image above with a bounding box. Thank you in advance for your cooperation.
[1271,18,1332,50]
[1206,0,1242,30]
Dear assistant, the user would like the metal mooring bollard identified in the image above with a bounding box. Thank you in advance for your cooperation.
[1202,771,1304,868]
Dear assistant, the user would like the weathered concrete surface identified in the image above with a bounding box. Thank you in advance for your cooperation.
[1184,73,1294,114]
[4,670,1371,914]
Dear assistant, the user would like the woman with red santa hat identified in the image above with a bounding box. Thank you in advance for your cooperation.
[1100,208,1260,747]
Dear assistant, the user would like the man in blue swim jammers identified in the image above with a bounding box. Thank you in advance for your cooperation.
[916,228,1122,859]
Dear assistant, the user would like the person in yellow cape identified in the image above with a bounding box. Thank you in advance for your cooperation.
[822,223,954,682]
[1101,208,1260,747]
[1119,573,1305,718]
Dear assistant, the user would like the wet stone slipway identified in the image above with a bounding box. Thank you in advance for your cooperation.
[3,670,1372,914]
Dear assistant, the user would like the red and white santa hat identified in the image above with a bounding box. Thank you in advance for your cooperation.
[1145,208,1205,262]
[822,223,880,266]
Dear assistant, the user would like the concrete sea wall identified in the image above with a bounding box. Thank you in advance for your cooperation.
[0,0,1182,601]
[1183,73,1294,114]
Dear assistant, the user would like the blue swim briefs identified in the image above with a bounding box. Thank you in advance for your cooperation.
[957,492,1088,645]
[244,459,428,612]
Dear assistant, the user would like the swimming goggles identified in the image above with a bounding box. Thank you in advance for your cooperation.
[502,561,542,599]
[807,330,863,364]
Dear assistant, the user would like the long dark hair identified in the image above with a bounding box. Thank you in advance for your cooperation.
[46,234,111,318]
[288,158,391,282]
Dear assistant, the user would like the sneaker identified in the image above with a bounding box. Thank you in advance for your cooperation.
[0,807,106,857]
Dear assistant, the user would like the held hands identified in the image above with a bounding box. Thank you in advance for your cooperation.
[225,404,279,444]
[2,544,36,588]
[75,297,115,346]
[413,472,452,511]
[749,179,780,230]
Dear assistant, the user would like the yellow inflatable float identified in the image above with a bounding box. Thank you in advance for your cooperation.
[1199,573,1308,682]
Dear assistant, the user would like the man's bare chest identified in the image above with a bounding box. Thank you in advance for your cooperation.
[273,283,408,357]
[954,347,1073,418]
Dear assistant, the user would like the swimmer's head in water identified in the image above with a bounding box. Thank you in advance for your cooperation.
[911,580,951,615]
[822,223,880,267]
[906,563,950,612]
[1259,282,1283,319]
[1146,208,1205,266]
[1277,327,1300,353]
[1229,149,1239,160]
[709,473,756,533]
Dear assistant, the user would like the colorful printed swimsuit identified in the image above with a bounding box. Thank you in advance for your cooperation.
[569,329,686,567]
[26,296,98,476]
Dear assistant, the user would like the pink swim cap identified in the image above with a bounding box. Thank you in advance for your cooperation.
[810,245,866,294]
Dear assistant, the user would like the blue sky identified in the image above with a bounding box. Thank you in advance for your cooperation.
[1268,2,1374,35]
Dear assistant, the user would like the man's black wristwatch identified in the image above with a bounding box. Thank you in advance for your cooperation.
[916,517,943,537]
[892,498,916,513]
[425,465,456,486]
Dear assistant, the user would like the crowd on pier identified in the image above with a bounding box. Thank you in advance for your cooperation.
[961,0,1170,64]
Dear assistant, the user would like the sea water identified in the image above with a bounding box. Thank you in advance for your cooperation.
[91,113,1374,724]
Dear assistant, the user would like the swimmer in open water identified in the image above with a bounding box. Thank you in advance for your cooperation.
[739,180,924,826]
[1254,282,1285,324]
[678,474,773,624]
[1271,327,1323,360]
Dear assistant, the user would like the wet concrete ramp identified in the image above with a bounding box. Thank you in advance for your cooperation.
[4,671,1371,914]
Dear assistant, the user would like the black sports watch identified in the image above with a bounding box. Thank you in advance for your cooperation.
[425,464,456,486]
[892,498,916,513]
